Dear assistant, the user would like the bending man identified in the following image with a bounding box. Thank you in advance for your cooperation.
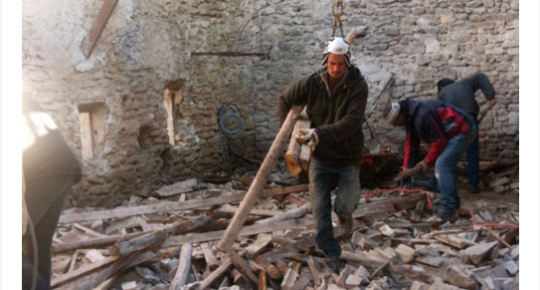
[385,99,476,222]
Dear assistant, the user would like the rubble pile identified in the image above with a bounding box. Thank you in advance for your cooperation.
[51,174,519,290]
[457,159,519,195]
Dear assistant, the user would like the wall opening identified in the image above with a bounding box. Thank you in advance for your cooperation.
[163,79,185,146]
[78,103,107,159]
[163,89,176,145]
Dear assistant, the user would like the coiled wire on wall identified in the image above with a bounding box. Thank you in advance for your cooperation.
[218,104,244,172]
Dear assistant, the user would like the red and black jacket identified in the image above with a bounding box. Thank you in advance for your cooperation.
[402,99,475,169]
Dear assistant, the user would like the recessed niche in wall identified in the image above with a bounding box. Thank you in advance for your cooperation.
[138,125,153,149]
[78,102,107,159]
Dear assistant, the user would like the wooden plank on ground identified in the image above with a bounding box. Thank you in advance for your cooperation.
[353,194,425,218]
[217,206,280,217]
[257,203,311,226]
[59,184,309,224]
[170,243,193,290]
[52,232,146,253]
[256,235,315,266]
[110,215,211,257]
[230,251,259,284]
[246,234,272,259]
[340,251,386,269]
[73,223,106,238]
[200,257,233,290]
[307,256,321,284]
[201,243,219,271]
[51,256,119,288]
[55,251,154,290]
[163,218,314,248]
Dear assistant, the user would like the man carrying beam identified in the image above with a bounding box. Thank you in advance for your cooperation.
[277,37,369,274]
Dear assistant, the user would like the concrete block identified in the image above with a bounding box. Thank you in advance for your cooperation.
[504,260,519,276]
[396,244,416,263]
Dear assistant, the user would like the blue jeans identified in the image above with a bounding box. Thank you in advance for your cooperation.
[309,157,361,259]
[466,116,480,188]
[435,125,477,217]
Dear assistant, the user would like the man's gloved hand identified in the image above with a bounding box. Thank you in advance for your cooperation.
[296,128,320,149]
[395,167,421,182]
[396,160,433,182]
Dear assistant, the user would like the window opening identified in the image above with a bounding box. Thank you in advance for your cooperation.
[78,103,107,159]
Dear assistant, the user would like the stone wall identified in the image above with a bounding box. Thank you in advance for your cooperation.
[22,0,518,205]
[356,0,520,161]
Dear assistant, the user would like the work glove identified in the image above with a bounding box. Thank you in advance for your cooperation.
[297,128,320,150]
[395,167,421,182]
[395,160,432,182]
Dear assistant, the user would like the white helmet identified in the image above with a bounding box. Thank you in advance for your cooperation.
[321,37,351,67]
[384,102,401,124]
[324,37,350,55]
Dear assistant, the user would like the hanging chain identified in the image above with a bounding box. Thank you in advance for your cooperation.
[332,0,344,38]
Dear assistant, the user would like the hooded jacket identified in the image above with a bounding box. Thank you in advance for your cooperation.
[402,99,475,169]
[277,66,369,166]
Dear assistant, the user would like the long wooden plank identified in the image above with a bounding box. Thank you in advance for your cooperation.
[230,251,259,284]
[51,256,119,288]
[201,243,219,271]
[81,0,119,58]
[59,184,308,224]
[352,194,425,218]
[216,107,304,252]
[110,215,211,257]
[257,203,311,226]
[163,218,314,248]
[217,206,280,217]
[170,243,193,290]
[340,251,386,269]
[56,251,154,290]
[52,232,147,253]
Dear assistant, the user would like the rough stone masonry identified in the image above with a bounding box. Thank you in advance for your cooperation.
[22,0,518,205]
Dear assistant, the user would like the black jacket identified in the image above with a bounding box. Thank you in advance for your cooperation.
[437,73,495,116]
[277,66,369,166]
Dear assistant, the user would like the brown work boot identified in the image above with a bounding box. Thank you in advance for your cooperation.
[336,215,353,239]
[321,257,342,278]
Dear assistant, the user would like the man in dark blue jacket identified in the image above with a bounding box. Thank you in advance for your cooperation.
[384,99,477,222]
[437,73,496,193]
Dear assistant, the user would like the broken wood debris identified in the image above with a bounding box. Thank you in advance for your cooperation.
[51,176,519,290]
